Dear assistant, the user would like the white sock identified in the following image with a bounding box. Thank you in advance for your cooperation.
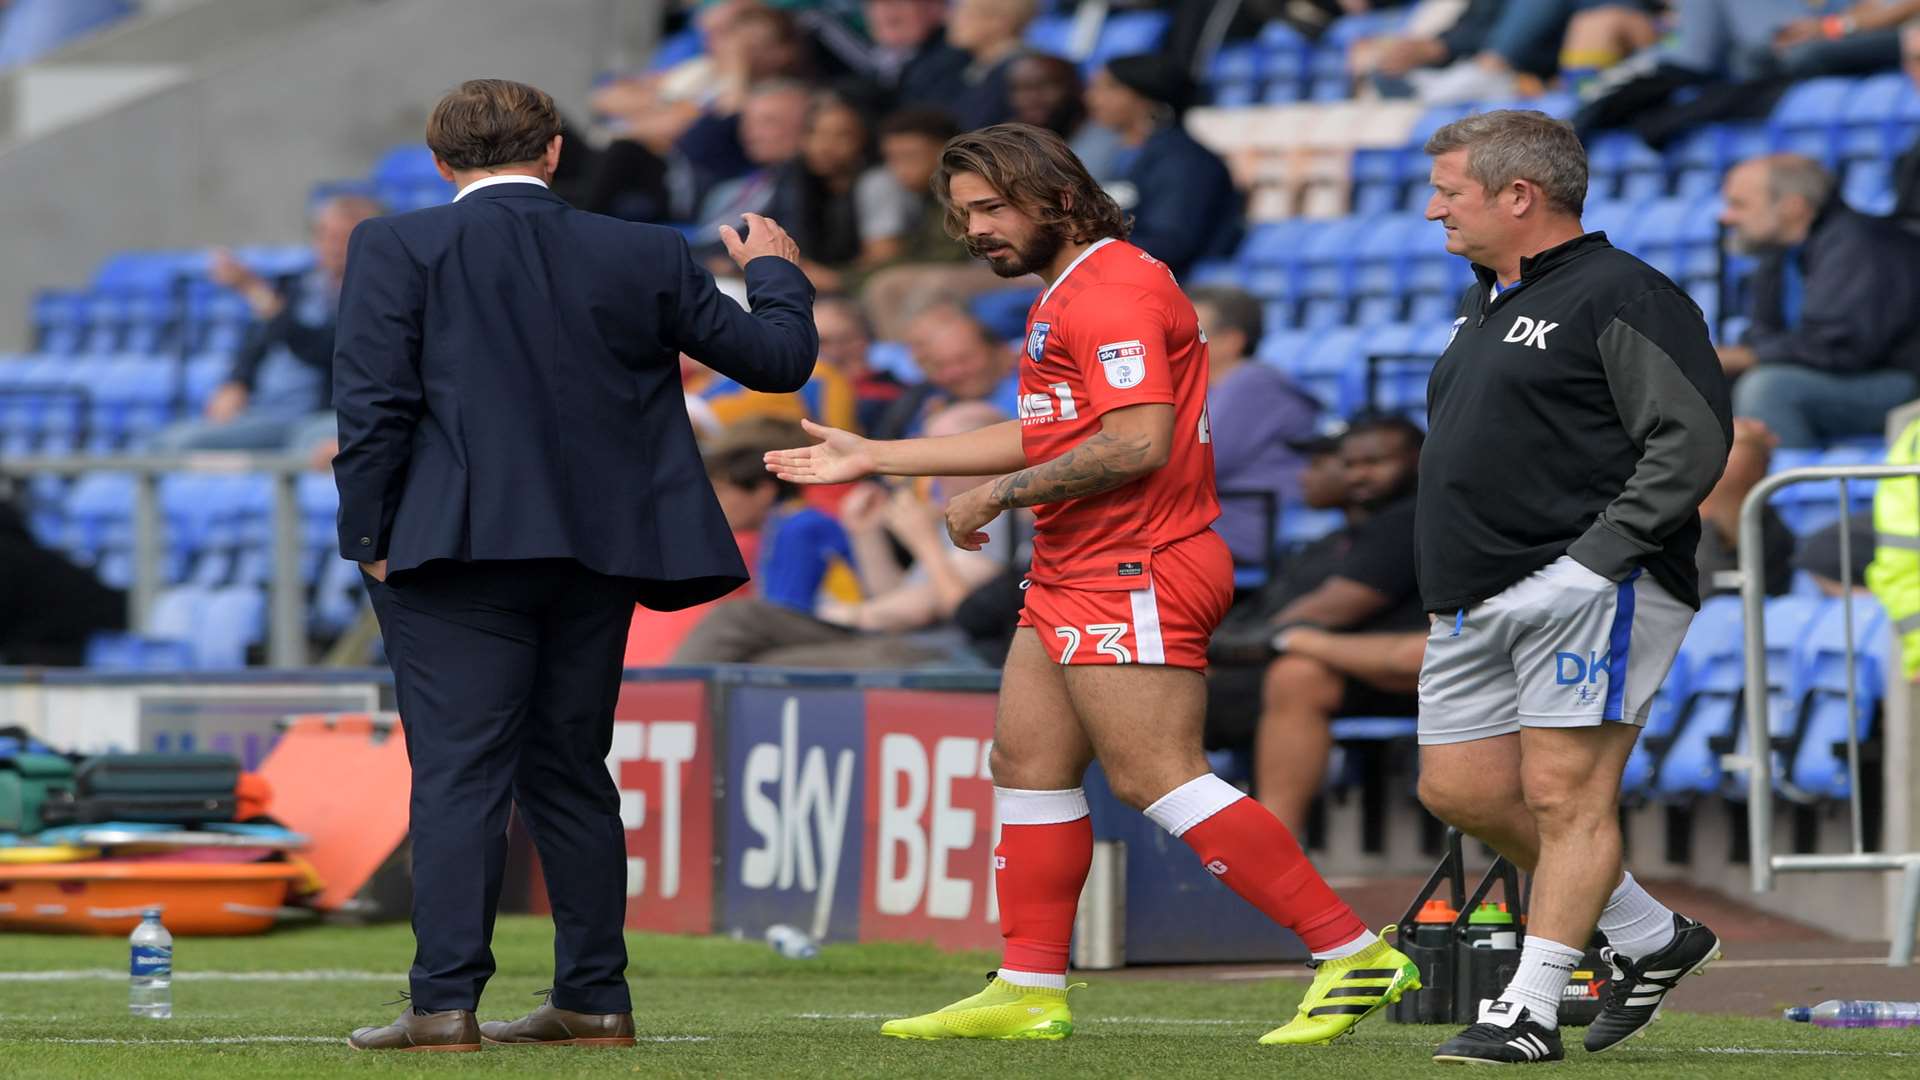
[1312,928,1379,962]
[1141,774,1243,836]
[1496,937,1584,1030]
[1595,871,1676,959]
[996,967,1067,990]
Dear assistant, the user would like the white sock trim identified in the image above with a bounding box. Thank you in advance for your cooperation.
[1142,774,1244,838]
[994,787,1090,826]
[1597,870,1677,959]
[1497,937,1584,1030]
[1311,928,1379,961]
[996,967,1068,990]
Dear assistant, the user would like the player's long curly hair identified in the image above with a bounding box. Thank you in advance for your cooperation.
[934,123,1130,246]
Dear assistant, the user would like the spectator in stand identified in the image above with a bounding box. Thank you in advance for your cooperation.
[875,107,967,262]
[0,493,125,666]
[860,107,1011,338]
[1192,285,1321,570]
[1353,0,1653,103]
[1696,419,1797,597]
[1578,0,1908,143]
[1718,153,1920,448]
[671,402,1008,665]
[856,0,970,110]
[151,195,382,454]
[768,92,916,290]
[1083,53,1242,279]
[692,81,812,255]
[812,293,908,433]
[869,301,1021,438]
[945,0,1038,129]
[1006,52,1123,182]
[699,418,861,614]
[589,4,812,217]
[1203,416,1426,832]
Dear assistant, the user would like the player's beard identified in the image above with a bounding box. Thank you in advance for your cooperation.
[968,222,1067,278]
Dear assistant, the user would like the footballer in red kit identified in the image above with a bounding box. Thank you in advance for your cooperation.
[764,122,1415,1048]
[1013,236,1232,669]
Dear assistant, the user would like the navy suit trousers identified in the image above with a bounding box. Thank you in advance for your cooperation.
[367,558,638,1014]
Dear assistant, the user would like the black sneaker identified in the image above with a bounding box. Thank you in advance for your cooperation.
[1432,1000,1564,1064]
[1583,913,1720,1053]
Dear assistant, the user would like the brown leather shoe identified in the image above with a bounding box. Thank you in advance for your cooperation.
[348,1008,482,1052]
[480,1001,636,1047]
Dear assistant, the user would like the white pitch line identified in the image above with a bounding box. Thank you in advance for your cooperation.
[31,1036,339,1045]
[1212,954,1895,981]
[794,1012,1252,1026]
[15,1034,713,1046]
[0,970,398,982]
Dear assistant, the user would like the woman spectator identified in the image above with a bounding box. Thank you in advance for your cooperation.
[769,92,917,291]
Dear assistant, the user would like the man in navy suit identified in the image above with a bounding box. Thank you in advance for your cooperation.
[337,78,817,1052]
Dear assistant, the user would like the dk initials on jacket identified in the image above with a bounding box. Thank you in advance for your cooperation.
[1502,315,1559,350]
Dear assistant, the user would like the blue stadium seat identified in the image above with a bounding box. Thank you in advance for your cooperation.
[1087,11,1169,66]
[147,584,211,654]
[1650,596,1746,797]
[85,633,195,672]
[1843,158,1895,215]
[865,341,916,380]
[1772,77,1856,150]
[1785,595,1887,799]
[970,286,1040,342]
[371,144,440,185]
[196,585,266,668]
[1023,14,1073,57]
[1841,72,1910,159]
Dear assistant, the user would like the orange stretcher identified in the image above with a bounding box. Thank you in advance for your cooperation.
[0,861,305,935]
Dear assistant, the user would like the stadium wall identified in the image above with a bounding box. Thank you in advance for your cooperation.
[3,664,1904,951]
[0,0,658,346]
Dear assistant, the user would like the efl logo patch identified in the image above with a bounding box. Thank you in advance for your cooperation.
[1117,561,1143,577]
[1098,340,1147,388]
[1027,321,1052,363]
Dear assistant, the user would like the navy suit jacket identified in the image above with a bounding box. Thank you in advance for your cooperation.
[331,180,817,610]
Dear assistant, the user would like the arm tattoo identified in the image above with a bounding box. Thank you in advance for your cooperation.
[989,429,1157,510]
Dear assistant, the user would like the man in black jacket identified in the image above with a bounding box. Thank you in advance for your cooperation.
[1718,153,1920,448]
[1414,111,1732,1064]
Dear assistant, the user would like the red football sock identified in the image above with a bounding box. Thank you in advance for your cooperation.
[1149,774,1367,955]
[994,788,1094,975]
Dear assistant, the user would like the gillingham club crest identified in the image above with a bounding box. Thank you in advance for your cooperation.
[1027,321,1052,363]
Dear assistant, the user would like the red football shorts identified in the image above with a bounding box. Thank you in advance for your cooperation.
[1018,529,1234,671]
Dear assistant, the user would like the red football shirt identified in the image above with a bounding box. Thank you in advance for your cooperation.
[1016,238,1219,590]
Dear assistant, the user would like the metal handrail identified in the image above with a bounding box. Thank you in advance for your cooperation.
[1736,463,1920,965]
[0,452,313,668]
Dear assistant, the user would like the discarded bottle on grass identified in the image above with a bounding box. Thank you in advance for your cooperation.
[765,924,819,960]
[1783,1000,1920,1028]
[129,908,173,1019]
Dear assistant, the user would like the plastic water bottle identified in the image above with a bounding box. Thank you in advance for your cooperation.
[765,924,819,960]
[129,909,173,1019]
[1783,1000,1920,1028]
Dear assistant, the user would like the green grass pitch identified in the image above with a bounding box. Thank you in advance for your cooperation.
[0,916,1912,1078]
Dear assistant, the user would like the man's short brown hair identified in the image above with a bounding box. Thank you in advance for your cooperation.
[426,78,562,171]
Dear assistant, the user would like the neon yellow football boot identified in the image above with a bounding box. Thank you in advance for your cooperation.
[880,974,1082,1040]
[1259,932,1421,1046]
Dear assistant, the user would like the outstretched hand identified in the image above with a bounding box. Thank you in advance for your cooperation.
[720,212,801,270]
[764,418,879,485]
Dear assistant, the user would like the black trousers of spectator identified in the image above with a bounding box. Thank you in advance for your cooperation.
[366,558,636,1015]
